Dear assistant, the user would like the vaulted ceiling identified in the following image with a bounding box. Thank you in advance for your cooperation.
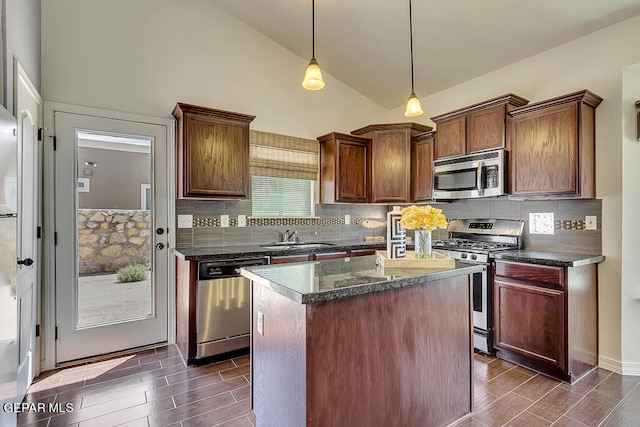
[212,0,640,109]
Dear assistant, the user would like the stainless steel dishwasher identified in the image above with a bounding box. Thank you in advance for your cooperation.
[196,256,269,359]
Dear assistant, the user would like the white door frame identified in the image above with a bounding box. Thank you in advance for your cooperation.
[42,102,175,371]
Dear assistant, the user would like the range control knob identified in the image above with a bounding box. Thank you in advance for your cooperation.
[470,254,478,261]
[460,253,468,259]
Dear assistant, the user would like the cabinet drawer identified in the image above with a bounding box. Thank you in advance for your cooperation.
[312,251,348,260]
[271,254,311,264]
[495,261,565,288]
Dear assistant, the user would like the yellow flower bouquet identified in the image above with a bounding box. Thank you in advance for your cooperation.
[400,205,447,259]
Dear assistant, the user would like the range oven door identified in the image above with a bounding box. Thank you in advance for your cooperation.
[433,149,505,199]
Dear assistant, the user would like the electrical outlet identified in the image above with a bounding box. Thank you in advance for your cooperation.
[529,213,555,235]
[344,214,351,225]
[257,311,264,335]
[237,215,246,227]
[220,215,230,227]
[177,214,193,229]
[585,215,597,230]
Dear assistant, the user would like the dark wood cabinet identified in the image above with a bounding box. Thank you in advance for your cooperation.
[175,256,197,364]
[318,132,370,203]
[351,123,431,203]
[507,90,602,199]
[493,260,598,382]
[173,103,255,199]
[411,131,434,202]
[431,94,528,160]
[312,251,349,260]
[271,254,311,264]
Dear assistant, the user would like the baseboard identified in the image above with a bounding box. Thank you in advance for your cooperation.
[599,355,640,376]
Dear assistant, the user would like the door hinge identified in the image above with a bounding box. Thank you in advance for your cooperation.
[55,327,58,340]
[53,135,57,151]
[54,232,58,245]
[38,127,49,141]
[35,324,40,337]
[37,226,42,239]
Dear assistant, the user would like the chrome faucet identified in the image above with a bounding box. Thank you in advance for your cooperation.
[283,229,298,243]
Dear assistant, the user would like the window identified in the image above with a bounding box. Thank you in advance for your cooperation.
[249,130,318,217]
[251,175,314,217]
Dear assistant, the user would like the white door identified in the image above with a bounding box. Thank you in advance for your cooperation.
[53,110,170,363]
[15,62,41,399]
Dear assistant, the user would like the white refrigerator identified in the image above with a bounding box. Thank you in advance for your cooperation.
[0,104,18,425]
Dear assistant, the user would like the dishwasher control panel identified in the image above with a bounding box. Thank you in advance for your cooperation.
[198,257,269,279]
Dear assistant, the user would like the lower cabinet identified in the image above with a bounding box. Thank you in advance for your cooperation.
[493,260,597,382]
[271,248,384,264]
[270,254,311,264]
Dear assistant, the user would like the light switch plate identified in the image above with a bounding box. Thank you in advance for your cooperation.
[177,214,193,229]
[257,311,264,335]
[220,215,230,227]
[585,215,597,230]
[529,213,555,235]
[237,215,246,227]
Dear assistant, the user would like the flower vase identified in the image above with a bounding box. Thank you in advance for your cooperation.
[414,229,432,259]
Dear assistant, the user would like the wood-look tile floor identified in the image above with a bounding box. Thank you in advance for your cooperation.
[18,345,640,427]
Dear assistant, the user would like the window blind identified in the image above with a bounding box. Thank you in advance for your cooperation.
[251,175,314,217]
[249,130,319,180]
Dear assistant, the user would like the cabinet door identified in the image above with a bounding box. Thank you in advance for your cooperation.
[336,140,369,202]
[411,134,433,202]
[467,105,506,153]
[271,254,311,264]
[371,130,411,203]
[434,116,465,159]
[508,102,579,196]
[494,278,565,372]
[182,113,250,198]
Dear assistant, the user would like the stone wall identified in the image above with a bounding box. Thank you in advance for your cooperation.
[78,209,151,275]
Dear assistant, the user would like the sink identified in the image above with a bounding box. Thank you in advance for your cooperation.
[260,243,335,251]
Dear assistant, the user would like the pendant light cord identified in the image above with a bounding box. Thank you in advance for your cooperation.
[312,0,316,59]
[409,0,415,93]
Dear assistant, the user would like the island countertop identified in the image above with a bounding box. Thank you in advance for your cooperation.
[241,255,485,304]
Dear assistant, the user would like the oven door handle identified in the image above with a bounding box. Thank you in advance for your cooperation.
[476,161,485,196]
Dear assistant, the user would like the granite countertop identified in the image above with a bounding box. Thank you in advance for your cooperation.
[173,239,391,261]
[492,250,605,267]
[240,255,485,304]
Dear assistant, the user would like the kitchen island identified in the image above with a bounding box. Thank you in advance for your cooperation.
[241,255,484,427]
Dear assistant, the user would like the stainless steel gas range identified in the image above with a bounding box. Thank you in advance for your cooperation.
[433,218,525,354]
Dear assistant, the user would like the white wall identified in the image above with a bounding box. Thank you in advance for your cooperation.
[385,15,640,372]
[622,64,640,372]
[41,0,389,139]
[4,0,40,112]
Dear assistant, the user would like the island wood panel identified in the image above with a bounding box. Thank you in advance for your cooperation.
[252,283,308,427]
[467,104,506,153]
[175,257,198,365]
[251,275,474,427]
[307,277,473,427]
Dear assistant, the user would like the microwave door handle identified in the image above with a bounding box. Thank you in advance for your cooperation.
[476,161,484,196]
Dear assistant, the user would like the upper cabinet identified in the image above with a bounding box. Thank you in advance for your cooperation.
[351,123,432,203]
[411,131,435,202]
[431,94,529,160]
[317,132,370,203]
[173,103,255,199]
[507,90,602,199]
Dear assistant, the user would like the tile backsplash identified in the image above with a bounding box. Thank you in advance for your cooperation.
[175,197,602,255]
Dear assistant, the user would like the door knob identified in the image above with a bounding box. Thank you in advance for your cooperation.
[17,258,34,266]
[155,243,165,250]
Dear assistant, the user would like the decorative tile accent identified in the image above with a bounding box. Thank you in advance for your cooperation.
[556,220,586,230]
[191,216,383,228]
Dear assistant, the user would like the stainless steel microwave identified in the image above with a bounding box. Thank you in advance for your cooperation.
[432,149,506,199]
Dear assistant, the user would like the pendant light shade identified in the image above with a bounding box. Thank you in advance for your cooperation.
[405,92,424,117]
[404,0,423,117]
[302,0,325,90]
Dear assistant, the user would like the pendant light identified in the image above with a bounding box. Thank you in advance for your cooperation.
[302,0,325,90]
[404,0,423,117]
